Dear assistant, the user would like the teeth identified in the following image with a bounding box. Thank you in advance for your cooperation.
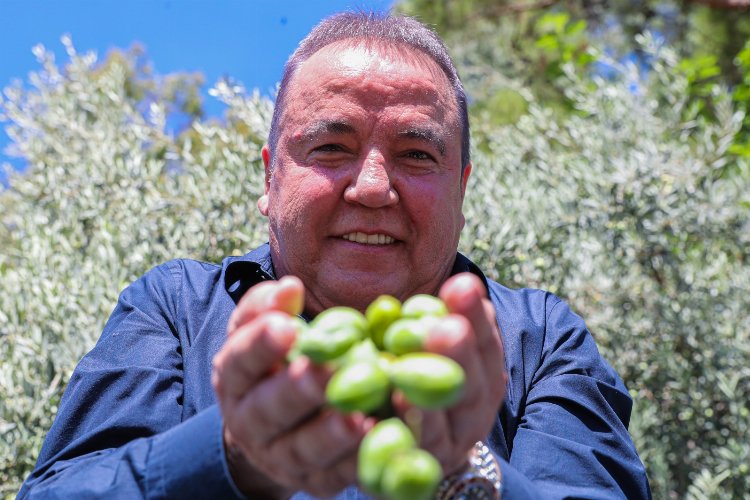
[342,232,395,245]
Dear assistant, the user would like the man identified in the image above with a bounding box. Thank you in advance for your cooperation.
[20,12,650,499]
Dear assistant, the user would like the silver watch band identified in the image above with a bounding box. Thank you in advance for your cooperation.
[435,441,502,500]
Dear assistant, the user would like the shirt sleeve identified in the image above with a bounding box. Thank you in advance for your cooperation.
[17,262,244,500]
[491,296,652,499]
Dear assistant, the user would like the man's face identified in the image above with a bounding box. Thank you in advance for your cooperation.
[259,41,471,314]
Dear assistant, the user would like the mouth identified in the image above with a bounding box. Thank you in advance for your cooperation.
[341,232,396,245]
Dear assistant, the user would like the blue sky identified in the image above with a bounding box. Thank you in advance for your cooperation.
[1,0,395,183]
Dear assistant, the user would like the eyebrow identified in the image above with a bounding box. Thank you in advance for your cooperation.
[292,120,447,158]
[294,120,356,144]
[398,127,446,157]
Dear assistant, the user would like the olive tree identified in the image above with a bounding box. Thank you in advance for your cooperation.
[0,39,270,495]
[460,34,750,498]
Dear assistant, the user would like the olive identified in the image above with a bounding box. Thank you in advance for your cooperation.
[383,316,439,355]
[357,418,416,495]
[311,306,368,335]
[401,294,448,319]
[325,360,391,414]
[389,352,465,409]
[296,307,367,363]
[380,448,442,500]
[338,338,380,365]
[365,295,402,349]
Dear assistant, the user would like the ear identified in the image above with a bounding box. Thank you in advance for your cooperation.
[460,162,472,199]
[258,144,272,216]
[458,162,472,230]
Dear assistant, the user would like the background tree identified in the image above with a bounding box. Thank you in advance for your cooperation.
[399,0,750,155]
[0,39,271,496]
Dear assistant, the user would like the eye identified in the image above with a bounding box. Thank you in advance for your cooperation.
[308,143,352,167]
[314,144,344,152]
[405,150,436,162]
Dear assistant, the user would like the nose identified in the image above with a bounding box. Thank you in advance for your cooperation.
[343,150,399,207]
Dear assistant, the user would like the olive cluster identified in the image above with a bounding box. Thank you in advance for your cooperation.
[289,295,466,500]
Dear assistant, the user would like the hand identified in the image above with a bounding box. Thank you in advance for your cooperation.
[212,276,372,498]
[396,273,507,475]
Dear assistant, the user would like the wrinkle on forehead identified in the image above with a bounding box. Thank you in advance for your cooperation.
[315,74,445,110]
[305,38,450,82]
[334,39,444,77]
[285,42,457,121]
[294,41,454,104]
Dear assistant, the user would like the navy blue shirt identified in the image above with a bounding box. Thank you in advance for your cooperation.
[19,244,650,499]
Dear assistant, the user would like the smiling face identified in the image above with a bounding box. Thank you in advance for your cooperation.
[259,41,471,315]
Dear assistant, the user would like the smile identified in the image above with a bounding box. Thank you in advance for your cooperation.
[342,232,395,245]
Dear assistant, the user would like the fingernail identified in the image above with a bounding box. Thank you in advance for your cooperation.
[454,273,480,298]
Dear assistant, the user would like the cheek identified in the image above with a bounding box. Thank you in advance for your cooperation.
[403,178,465,233]
[269,168,341,227]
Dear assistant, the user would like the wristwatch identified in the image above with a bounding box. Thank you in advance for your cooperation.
[435,441,502,499]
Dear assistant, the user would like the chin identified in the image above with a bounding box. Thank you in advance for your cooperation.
[325,277,405,311]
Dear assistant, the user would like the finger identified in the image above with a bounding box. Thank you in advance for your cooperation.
[233,356,331,444]
[289,410,369,467]
[392,399,468,477]
[422,315,490,444]
[261,412,365,497]
[309,453,359,497]
[423,315,485,409]
[406,407,455,468]
[439,273,506,385]
[228,276,304,335]
[439,273,494,347]
[302,455,359,498]
[213,312,298,401]
[423,312,504,467]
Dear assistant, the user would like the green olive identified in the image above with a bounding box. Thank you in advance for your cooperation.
[383,316,439,355]
[296,307,367,363]
[331,338,395,372]
[401,294,448,319]
[339,338,380,365]
[325,360,391,414]
[377,350,396,373]
[365,295,402,349]
[311,306,368,334]
[358,418,416,495]
[380,448,442,500]
[389,353,465,409]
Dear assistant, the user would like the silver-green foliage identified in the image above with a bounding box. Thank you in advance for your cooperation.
[2,33,749,498]
[460,34,750,498]
[0,39,269,496]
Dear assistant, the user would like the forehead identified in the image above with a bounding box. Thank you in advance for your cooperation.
[280,40,459,135]
[299,40,450,85]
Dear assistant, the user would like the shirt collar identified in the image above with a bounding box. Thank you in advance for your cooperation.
[223,243,489,304]
[223,243,275,304]
[451,251,491,294]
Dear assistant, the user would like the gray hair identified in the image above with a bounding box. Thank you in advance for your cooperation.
[267,11,470,170]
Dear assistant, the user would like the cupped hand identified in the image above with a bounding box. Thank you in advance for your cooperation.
[396,272,507,475]
[212,276,372,498]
